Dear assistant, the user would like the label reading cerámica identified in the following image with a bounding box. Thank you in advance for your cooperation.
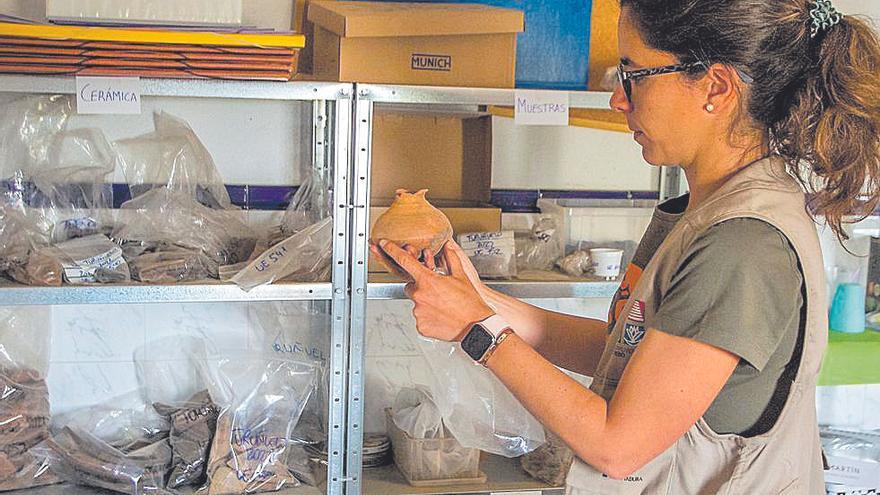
[76,76,142,115]
[411,53,452,71]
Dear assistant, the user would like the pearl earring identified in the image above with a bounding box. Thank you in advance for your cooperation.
[705,103,715,113]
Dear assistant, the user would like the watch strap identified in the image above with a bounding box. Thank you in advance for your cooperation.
[477,314,510,338]
[477,328,515,366]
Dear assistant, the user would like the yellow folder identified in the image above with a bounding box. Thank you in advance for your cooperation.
[0,22,305,48]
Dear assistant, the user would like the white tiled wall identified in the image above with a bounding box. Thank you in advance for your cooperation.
[818,384,880,430]
[40,301,329,418]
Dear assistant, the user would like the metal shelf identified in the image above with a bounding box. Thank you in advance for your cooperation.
[367,274,619,300]
[0,281,333,305]
[0,74,351,101]
[357,84,611,110]
[362,453,563,495]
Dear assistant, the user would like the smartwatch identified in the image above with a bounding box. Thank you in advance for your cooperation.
[460,314,513,365]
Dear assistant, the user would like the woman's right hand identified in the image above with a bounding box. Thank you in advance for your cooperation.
[429,240,486,295]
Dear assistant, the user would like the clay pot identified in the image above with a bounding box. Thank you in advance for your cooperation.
[370,189,453,253]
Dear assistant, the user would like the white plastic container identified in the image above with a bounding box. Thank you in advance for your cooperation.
[590,248,624,279]
[536,198,655,250]
[385,409,483,486]
[46,0,244,26]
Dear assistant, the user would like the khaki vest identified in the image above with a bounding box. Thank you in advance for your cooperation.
[566,158,828,494]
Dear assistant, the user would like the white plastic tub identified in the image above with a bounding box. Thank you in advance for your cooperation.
[536,198,655,249]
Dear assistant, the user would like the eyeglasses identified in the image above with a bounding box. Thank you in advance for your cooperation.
[616,61,706,103]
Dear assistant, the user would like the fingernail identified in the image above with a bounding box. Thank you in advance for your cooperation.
[379,239,388,248]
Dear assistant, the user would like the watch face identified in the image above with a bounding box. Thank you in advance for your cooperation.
[461,324,494,361]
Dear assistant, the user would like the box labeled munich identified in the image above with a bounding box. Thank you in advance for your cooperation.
[307,1,524,88]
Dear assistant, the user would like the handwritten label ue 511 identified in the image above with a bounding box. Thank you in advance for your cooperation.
[514,90,569,126]
[76,76,141,115]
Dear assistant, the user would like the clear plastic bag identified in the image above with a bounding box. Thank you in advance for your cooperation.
[135,337,219,490]
[9,234,130,286]
[516,216,563,272]
[201,355,318,495]
[112,112,256,282]
[230,216,333,291]
[251,302,330,487]
[0,204,50,278]
[38,426,172,495]
[556,250,591,278]
[391,387,444,440]
[114,111,230,208]
[0,306,59,491]
[0,95,72,179]
[0,96,117,283]
[126,245,216,284]
[414,338,545,457]
[276,172,330,244]
[458,231,517,280]
[51,392,170,454]
[113,183,256,280]
[821,427,880,490]
[25,128,116,243]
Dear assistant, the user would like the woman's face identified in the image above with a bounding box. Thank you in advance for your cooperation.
[610,8,713,167]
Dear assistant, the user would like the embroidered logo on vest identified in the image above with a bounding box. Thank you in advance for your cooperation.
[621,300,647,346]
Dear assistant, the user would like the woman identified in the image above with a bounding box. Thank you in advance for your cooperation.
[372,0,880,492]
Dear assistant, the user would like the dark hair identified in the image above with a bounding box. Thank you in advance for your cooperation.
[620,0,880,241]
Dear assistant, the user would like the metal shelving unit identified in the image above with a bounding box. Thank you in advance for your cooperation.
[1,77,646,495]
[0,281,334,305]
[367,273,620,300]
[347,84,631,495]
[0,75,354,495]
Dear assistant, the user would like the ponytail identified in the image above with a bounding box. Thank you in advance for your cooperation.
[621,0,880,243]
[775,16,880,241]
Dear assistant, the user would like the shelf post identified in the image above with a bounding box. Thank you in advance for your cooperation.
[344,85,374,495]
[326,87,355,495]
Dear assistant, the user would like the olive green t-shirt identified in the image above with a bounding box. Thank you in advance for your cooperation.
[616,194,805,436]
[651,216,804,436]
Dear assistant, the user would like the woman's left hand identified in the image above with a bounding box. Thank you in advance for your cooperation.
[370,240,494,342]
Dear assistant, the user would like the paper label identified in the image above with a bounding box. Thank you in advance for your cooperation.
[459,231,514,258]
[515,90,569,126]
[76,76,141,115]
[825,454,880,487]
[62,245,125,284]
[55,217,100,242]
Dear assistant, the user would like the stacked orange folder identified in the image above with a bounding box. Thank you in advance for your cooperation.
[0,22,306,81]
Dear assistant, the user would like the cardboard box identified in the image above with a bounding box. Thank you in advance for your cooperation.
[371,109,492,203]
[367,107,497,273]
[306,1,523,87]
[369,204,501,272]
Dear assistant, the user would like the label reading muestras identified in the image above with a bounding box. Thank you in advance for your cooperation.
[515,89,570,126]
